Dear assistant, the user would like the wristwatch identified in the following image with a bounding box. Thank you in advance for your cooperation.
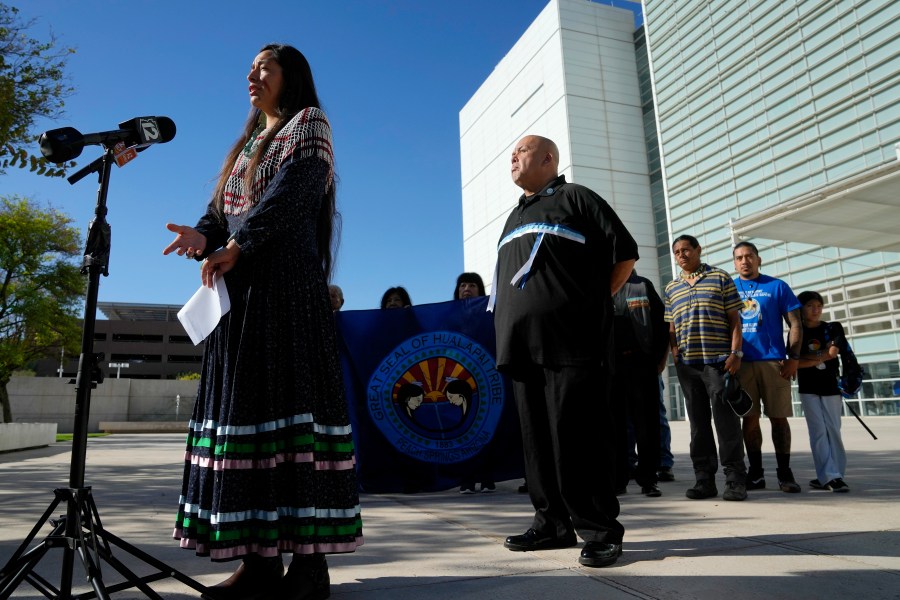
[788,353,801,360]
[731,350,744,358]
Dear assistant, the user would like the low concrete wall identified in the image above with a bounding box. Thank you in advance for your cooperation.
[0,422,58,452]
[8,376,198,433]
[128,379,198,423]
[98,421,187,433]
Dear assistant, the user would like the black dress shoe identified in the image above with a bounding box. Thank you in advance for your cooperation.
[504,528,577,551]
[578,542,623,567]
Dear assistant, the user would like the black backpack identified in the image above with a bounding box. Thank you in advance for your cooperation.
[823,322,864,397]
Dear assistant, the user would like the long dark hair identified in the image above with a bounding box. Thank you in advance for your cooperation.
[444,379,472,416]
[212,44,340,279]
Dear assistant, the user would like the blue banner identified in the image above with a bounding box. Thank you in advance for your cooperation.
[335,296,524,493]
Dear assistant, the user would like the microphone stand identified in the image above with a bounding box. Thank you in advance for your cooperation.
[0,148,208,599]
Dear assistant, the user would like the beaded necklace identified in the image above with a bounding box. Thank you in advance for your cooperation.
[681,264,705,280]
[241,124,267,157]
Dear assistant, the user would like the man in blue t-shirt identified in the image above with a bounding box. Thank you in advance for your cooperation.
[732,242,803,493]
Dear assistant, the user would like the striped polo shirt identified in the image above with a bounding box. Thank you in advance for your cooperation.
[664,264,743,365]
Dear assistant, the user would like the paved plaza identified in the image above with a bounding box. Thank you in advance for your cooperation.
[2,417,899,599]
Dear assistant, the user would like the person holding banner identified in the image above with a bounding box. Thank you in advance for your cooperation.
[329,284,345,311]
[454,272,486,301]
[381,286,412,309]
[163,44,362,600]
[493,135,638,568]
[453,272,497,494]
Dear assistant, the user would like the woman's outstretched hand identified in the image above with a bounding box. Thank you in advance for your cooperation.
[163,223,207,259]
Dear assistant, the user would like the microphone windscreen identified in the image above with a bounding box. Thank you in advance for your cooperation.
[117,116,177,145]
[39,127,84,163]
[155,116,177,143]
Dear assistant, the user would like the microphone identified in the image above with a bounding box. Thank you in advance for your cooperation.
[39,116,177,163]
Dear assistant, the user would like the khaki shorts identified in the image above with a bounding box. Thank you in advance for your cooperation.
[738,360,794,418]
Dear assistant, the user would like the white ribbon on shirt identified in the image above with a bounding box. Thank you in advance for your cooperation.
[486,222,586,312]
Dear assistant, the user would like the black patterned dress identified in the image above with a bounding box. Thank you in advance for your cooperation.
[173,107,363,561]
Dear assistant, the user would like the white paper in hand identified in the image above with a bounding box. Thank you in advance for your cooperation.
[177,275,231,345]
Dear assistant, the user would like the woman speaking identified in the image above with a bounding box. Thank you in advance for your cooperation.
[164,44,362,600]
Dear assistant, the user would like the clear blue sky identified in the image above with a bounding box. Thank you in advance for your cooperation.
[6,0,640,311]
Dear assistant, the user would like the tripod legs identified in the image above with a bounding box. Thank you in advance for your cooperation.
[0,149,208,599]
[0,487,207,599]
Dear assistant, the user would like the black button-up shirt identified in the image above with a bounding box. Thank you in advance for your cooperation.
[493,175,639,369]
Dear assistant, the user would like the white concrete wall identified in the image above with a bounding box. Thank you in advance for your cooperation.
[460,1,568,288]
[0,423,57,452]
[460,0,658,290]
[7,377,199,433]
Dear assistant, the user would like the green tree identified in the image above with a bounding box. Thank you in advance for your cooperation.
[0,3,75,177]
[0,196,84,422]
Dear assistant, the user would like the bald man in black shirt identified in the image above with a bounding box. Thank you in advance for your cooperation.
[492,135,638,568]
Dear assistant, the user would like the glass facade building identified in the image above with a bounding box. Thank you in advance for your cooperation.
[644,0,900,415]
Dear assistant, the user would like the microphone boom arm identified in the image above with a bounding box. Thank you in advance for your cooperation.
[67,154,106,185]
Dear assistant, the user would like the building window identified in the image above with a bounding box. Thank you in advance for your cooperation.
[112,333,165,343]
[846,283,886,300]
[110,353,162,363]
[167,355,203,364]
[853,321,891,334]
[849,302,890,318]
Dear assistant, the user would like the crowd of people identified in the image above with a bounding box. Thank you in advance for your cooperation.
[161,43,857,598]
[664,236,851,503]
[489,136,854,571]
